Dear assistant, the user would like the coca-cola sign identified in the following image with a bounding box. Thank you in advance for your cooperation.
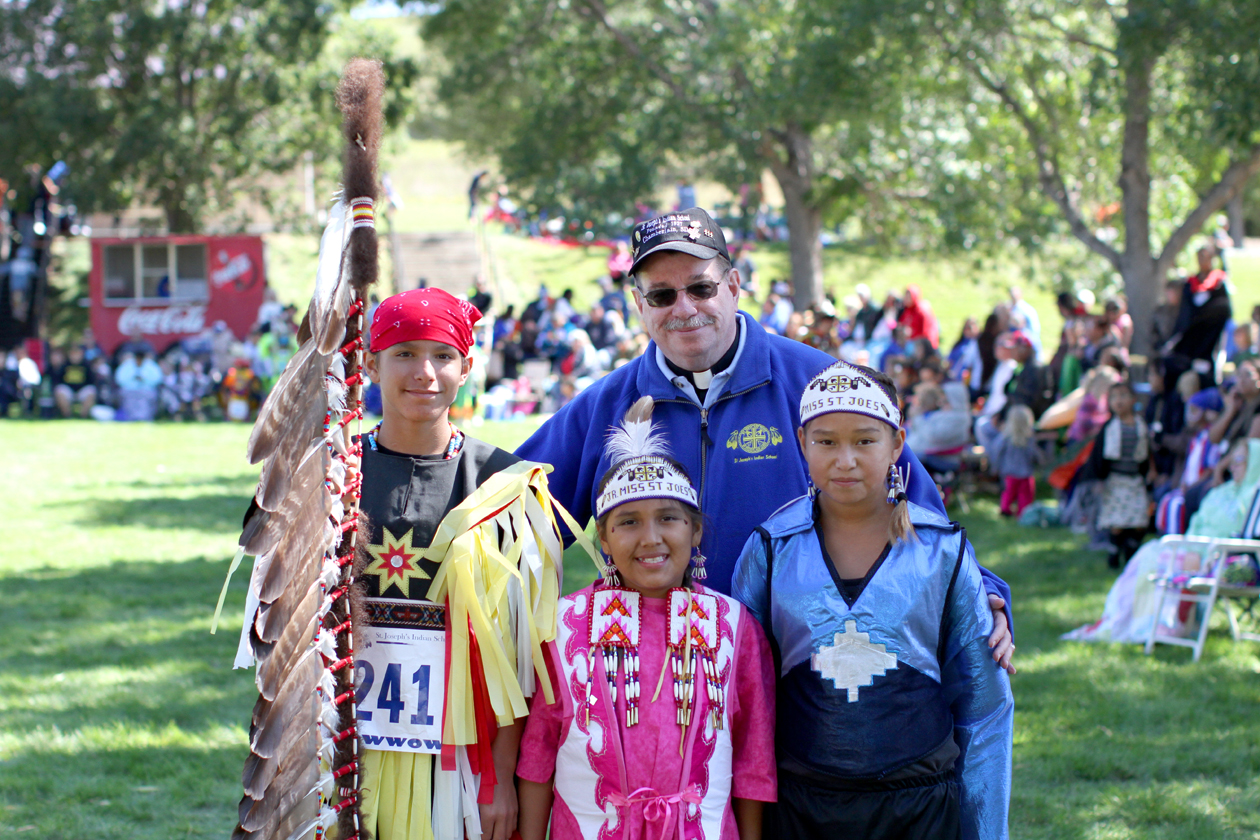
[117,304,207,336]
[211,250,257,289]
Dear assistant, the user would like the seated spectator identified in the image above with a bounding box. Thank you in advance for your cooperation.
[1080,316,1119,372]
[78,327,105,363]
[607,241,632,283]
[977,305,1010,392]
[92,356,116,411]
[906,383,972,474]
[598,276,630,324]
[898,284,940,348]
[552,287,577,323]
[256,322,296,393]
[1008,287,1042,356]
[1,346,42,416]
[1104,296,1134,350]
[1000,330,1055,420]
[1177,360,1260,522]
[917,356,946,387]
[948,317,983,390]
[219,355,263,422]
[889,357,919,402]
[805,305,842,358]
[562,328,604,383]
[783,310,806,342]
[878,324,913,375]
[537,309,575,371]
[1067,364,1123,443]
[115,328,156,364]
[1208,359,1260,447]
[585,302,620,353]
[1233,321,1259,364]
[52,345,97,417]
[759,285,792,335]
[978,337,1018,427]
[1150,279,1182,352]
[115,351,162,421]
[1155,388,1224,534]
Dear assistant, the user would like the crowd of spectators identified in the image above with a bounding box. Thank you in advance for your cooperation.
[6,233,1257,577]
[0,294,301,423]
[746,238,1246,571]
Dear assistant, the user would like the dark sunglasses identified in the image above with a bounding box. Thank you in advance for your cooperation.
[638,279,722,308]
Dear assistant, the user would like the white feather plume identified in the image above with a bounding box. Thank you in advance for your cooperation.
[604,396,670,463]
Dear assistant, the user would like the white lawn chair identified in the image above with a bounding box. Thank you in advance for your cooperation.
[1145,485,1260,660]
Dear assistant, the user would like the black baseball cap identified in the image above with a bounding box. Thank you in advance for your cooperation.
[629,208,731,276]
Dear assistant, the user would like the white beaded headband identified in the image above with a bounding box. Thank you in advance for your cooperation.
[595,455,699,519]
[800,360,902,429]
[596,400,698,518]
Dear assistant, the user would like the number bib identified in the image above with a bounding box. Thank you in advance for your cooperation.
[355,598,447,754]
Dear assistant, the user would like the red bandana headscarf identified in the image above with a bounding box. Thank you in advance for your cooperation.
[369,288,483,355]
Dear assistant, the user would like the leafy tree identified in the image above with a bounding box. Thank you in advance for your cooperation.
[0,1,418,232]
[425,0,924,307]
[940,0,1260,351]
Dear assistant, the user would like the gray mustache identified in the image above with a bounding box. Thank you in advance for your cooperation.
[662,315,716,330]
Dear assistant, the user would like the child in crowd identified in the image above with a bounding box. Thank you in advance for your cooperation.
[1067,364,1122,443]
[517,397,777,840]
[1089,381,1151,567]
[1154,388,1223,534]
[989,404,1043,517]
[733,360,1012,840]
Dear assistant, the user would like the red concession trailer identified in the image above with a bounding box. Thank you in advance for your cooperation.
[88,234,266,355]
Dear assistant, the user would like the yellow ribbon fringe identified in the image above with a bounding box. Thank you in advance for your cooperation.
[423,461,600,747]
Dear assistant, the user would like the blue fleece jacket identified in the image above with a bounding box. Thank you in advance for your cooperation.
[517,312,1011,610]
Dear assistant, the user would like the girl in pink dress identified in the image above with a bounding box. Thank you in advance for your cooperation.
[517,397,777,840]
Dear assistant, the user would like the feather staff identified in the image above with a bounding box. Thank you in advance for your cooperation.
[228,57,385,840]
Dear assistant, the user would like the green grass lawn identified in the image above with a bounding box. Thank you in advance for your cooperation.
[3,419,1259,838]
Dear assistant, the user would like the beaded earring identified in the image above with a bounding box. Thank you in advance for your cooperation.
[886,464,908,504]
[691,547,708,581]
[601,553,623,586]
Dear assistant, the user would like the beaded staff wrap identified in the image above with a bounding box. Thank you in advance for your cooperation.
[350,198,374,230]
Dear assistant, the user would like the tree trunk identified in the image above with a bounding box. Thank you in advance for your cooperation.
[1118,54,1158,357]
[164,200,196,234]
[764,124,824,311]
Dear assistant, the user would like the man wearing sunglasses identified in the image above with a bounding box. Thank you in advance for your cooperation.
[517,207,1015,671]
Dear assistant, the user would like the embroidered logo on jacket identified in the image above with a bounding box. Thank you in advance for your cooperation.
[726,423,783,455]
[812,620,898,702]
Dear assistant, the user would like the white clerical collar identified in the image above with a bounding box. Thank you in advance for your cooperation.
[655,318,750,408]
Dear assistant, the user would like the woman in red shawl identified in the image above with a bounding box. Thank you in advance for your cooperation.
[897,284,941,349]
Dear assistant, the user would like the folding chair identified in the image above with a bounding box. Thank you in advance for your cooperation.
[1144,491,1260,660]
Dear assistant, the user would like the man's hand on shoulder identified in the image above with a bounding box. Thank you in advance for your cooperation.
[987,595,1016,676]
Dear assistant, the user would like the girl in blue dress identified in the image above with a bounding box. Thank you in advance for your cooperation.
[732,360,1013,839]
